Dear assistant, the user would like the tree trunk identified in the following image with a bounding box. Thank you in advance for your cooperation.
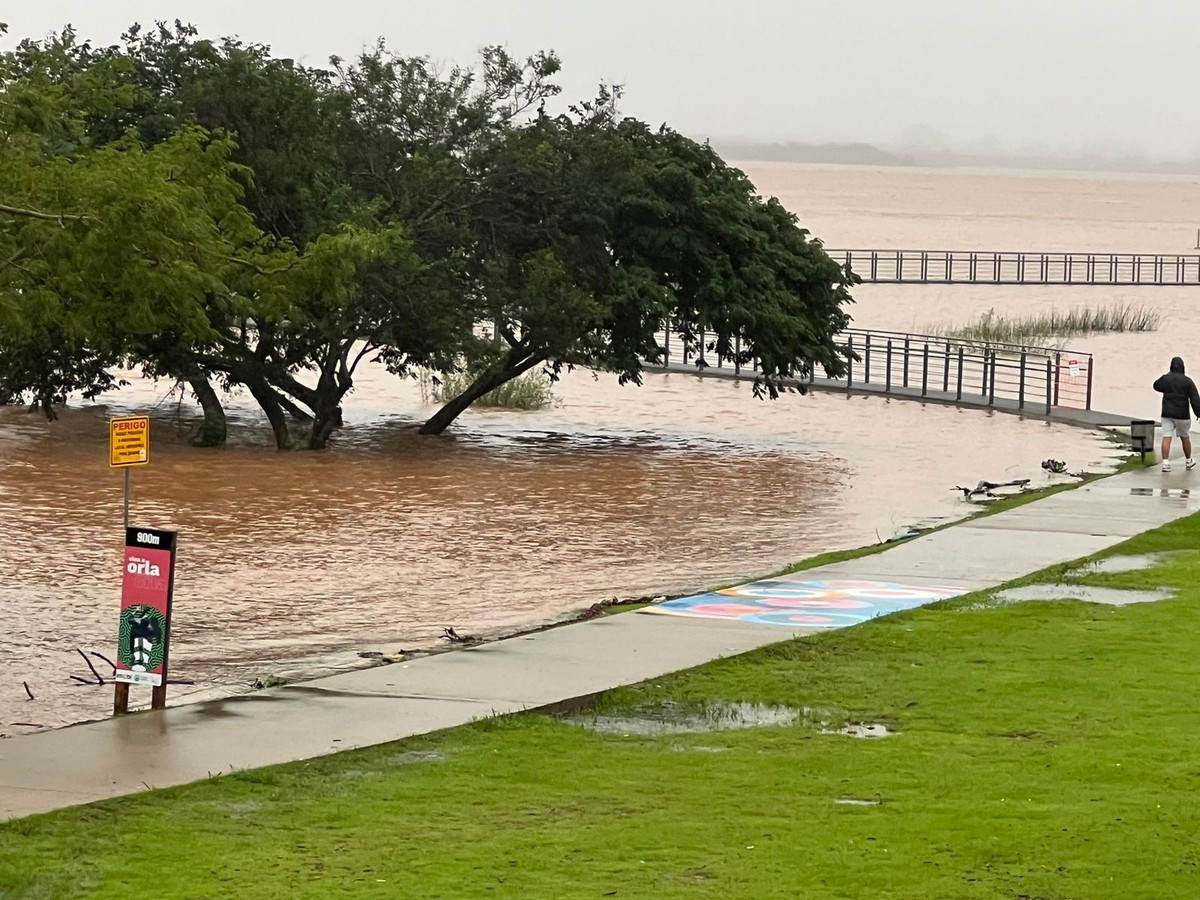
[244,378,292,450]
[304,365,348,451]
[276,392,314,423]
[418,355,543,435]
[305,382,346,450]
[306,406,344,450]
[272,371,321,417]
[187,374,227,447]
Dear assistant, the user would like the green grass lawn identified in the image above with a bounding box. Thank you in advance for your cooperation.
[4,502,1199,899]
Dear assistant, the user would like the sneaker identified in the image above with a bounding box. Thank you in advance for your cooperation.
[1188,459,1197,470]
[1163,461,1172,472]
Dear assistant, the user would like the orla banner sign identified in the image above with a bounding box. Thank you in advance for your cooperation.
[115,528,177,687]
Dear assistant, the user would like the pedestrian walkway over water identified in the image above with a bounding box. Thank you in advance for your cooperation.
[827,249,1200,286]
[651,325,1117,423]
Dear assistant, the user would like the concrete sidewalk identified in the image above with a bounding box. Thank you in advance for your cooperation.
[2,463,1196,821]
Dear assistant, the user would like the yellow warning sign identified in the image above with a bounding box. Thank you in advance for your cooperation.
[109,416,150,468]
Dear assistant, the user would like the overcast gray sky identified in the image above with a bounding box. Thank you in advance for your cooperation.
[6,0,1200,159]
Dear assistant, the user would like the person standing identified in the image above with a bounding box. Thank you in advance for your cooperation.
[1153,356,1200,471]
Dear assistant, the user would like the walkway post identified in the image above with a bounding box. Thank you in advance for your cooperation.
[1086,357,1094,410]
[885,340,892,394]
[921,343,929,397]
[1045,359,1053,414]
[943,342,950,392]
[863,333,871,383]
[903,337,910,388]
[1018,351,1026,409]
[956,347,964,401]
[846,335,854,391]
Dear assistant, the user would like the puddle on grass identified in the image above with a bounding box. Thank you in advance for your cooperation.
[1067,554,1167,577]
[823,722,896,739]
[995,585,1174,607]
[570,701,801,736]
[834,797,882,806]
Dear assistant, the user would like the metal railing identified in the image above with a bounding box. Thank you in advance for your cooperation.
[654,324,1094,415]
[827,249,1200,286]
[835,328,1092,413]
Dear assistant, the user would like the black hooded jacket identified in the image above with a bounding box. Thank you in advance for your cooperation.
[1153,357,1200,420]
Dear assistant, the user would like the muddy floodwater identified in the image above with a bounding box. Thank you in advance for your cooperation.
[8,159,1180,732]
[740,160,1200,418]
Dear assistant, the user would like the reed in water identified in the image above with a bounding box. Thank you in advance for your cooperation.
[419,368,555,410]
[936,302,1160,346]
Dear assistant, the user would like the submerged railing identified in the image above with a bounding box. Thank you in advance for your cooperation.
[655,324,1094,415]
[835,328,1093,413]
[827,249,1200,286]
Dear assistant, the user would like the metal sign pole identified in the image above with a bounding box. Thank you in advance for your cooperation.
[123,468,131,529]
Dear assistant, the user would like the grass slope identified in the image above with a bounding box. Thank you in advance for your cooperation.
[3,503,1198,899]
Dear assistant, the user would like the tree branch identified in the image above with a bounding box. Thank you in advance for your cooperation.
[347,342,376,378]
[0,204,89,224]
[0,247,27,274]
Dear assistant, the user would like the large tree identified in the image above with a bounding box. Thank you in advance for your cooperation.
[0,33,262,419]
[1,22,855,447]
[417,96,856,434]
[0,25,425,448]
[94,25,564,449]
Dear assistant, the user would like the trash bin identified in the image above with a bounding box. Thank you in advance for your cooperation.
[1130,419,1156,462]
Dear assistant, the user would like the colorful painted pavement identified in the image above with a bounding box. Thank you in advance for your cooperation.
[645,579,968,628]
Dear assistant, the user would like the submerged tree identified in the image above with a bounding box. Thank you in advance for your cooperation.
[0,25,424,448]
[0,35,262,422]
[99,25,565,448]
[417,96,855,434]
[0,21,855,448]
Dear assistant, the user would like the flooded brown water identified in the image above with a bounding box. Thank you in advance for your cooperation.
[740,160,1200,417]
[8,160,1177,733]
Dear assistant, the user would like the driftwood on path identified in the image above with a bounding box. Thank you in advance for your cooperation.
[953,478,1032,501]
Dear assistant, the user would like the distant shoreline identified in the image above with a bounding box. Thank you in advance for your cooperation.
[709,139,1200,178]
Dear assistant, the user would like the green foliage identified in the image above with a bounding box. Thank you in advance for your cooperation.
[0,34,271,414]
[415,99,855,433]
[0,22,854,444]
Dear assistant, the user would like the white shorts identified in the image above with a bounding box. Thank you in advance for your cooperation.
[1163,417,1192,438]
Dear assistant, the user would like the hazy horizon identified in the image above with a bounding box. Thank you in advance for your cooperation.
[6,0,1200,163]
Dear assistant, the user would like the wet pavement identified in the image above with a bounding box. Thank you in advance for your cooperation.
[2,460,1198,821]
